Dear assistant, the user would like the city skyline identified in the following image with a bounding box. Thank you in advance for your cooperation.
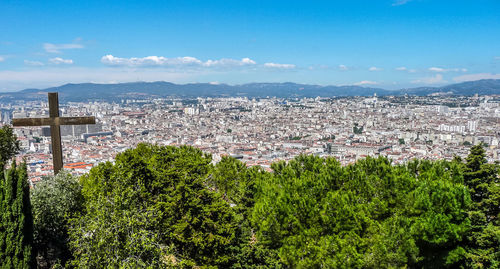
[9,94,499,181]
[1,0,499,91]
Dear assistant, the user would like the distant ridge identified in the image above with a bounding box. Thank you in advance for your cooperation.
[0,79,499,102]
[400,79,500,96]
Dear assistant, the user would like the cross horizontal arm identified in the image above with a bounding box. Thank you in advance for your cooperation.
[12,116,96,127]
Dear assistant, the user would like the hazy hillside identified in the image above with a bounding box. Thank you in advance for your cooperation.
[0,79,499,102]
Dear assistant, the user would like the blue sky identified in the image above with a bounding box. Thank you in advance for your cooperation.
[0,0,499,91]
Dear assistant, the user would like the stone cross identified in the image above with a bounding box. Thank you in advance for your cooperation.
[12,92,95,175]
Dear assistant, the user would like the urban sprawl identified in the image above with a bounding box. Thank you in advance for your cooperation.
[2,94,499,184]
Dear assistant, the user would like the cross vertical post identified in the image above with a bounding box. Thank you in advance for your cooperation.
[48,92,63,174]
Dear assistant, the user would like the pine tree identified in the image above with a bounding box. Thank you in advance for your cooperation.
[69,144,238,268]
[0,162,35,268]
[464,143,500,268]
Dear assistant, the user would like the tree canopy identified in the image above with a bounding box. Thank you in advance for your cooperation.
[69,144,238,268]
[250,156,471,268]
[31,171,83,268]
[0,125,20,167]
[8,142,497,268]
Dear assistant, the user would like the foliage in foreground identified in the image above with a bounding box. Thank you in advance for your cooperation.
[31,171,83,268]
[29,143,498,268]
[462,145,500,268]
[0,162,35,268]
[259,156,473,268]
[69,144,237,268]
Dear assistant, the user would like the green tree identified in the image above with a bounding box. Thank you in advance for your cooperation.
[0,125,20,167]
[31,171,83,268]
[211,157,280,268]
[353,123,364,135]
[0,161,35,268]
[29,143,492,268]
[252,155,360,268]
[69,144,238,268]
[463,144,500,268]
[210,156,250,202]
[251,155,471,268]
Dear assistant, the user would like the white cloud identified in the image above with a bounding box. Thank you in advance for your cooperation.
[0,55,13,62]
[494,56,500,60]
[392,0,412,6]
[453,73,500,82]
[264,62,296,69]
[24,60,44,66]
[43,42,84,53]
[101,55,258,68]
[241,58,256,65]
[49,57,73,65]
[338,64,348,71]
[369,66,382,71]
[0,67,193,91]
[429,67,467,73]
[204,57,256,67]
[428,67,445,72]
[354,80,378,86]
[308,64,329,70]
[411,74,447,84]
[395,66,418,73]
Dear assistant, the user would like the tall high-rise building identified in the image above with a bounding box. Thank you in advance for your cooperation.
[437,106,449,114]
[467,120,477,133]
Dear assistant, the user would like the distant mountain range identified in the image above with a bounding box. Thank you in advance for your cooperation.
[1,79,499,102]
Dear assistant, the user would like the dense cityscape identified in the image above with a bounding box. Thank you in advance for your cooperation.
[3,94,498,184]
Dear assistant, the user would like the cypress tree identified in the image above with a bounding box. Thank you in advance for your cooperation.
[0,162,35,268]
[0,167,5,263]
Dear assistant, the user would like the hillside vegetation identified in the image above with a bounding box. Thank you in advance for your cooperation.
[3,143,499,268]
